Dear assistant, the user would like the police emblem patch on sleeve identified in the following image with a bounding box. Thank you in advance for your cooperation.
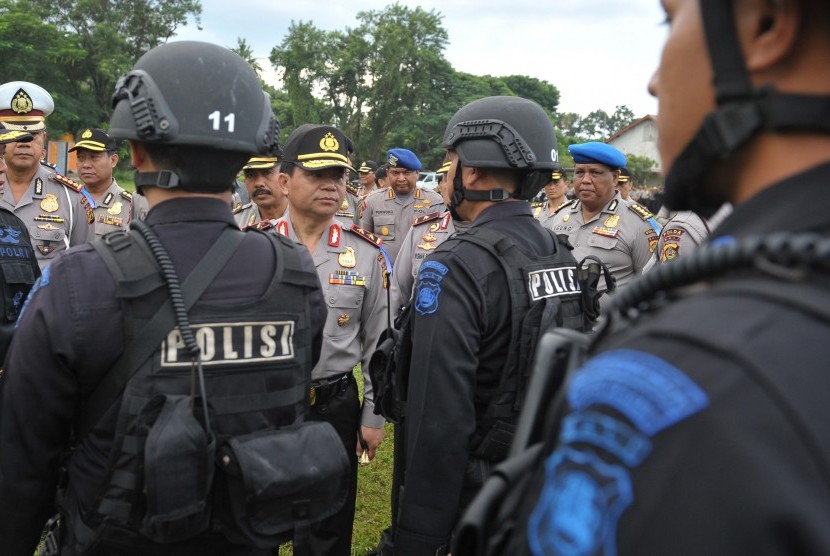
[414,260,448,316]
[528,447,633,556]
[567,349,708,436]
[560,412,652,467]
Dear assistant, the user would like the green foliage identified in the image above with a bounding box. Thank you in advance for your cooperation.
[622,153,659,184]
[0,0,201,136]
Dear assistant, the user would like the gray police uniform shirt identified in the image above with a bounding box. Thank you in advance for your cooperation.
[390,211,468,313]
[90,179,148,236]
[0,162,94,269]
[274,218,389,428]
[233,203,288,229]
[359,186,445,262]
[548,192,660,290]
[643,204,733,272]
[533,200,568,230]
[340,183,361,226]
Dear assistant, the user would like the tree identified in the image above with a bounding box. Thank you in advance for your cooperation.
[0,0,202,135]
[502,75,560,115]
[623,153,659,185]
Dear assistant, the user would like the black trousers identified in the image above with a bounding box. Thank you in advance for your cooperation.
[295,374,360,556]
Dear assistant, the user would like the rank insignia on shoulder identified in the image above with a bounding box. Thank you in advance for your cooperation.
[350,224,383,247]
[120,190,133,201]
[592,226,620,238]
[245,220,274,232]
[628,202,655,221]
[52,172,84,193]
[345,183,360,197]
[233,201,252,215]
[554,199,576,214]
[412,211,442,227]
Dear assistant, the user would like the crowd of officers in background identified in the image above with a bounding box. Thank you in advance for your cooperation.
[0,77,723,555]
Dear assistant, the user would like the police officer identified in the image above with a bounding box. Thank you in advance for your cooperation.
[233,155,288,228]
[616,166,633,203]
[69,127,149,236]
[643,204,733,270]
[390,160,465,312]
[358,159,379,198]
[0,41,327,556]
[273,124,390,556]
[0,81,94,268]
[516,0,830,554]
[359,148,444,262]
[548,142,660,292]
[532,164,568,229]
[395,96,584,556]
[0,123,40,361]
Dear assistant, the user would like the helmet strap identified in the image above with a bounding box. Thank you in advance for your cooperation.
[134,169,180,194]
[448,160,515,219]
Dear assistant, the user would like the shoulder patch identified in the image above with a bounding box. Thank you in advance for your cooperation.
[345,183,360,197]
[414,260,449,316]
[567,349,708,436]
[52,172,84,193]
[412,211,442,227]
[554,199,576,214]
[244,220,274,232]
[233,201,252,215]
[349,224,383,248]
[119,190,133,201]
[628,201,655,221]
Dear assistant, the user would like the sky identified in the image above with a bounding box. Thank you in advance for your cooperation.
[173,0,668,118]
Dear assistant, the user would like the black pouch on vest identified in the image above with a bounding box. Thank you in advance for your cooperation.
[217,420,350,548]
[141,394,215,542]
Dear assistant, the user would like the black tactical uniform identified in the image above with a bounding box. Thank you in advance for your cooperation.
[0,198,325,555]
[0,206,39,359]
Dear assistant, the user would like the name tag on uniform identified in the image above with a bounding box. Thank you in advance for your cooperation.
[527,266,580,302]
[161,321,295,367]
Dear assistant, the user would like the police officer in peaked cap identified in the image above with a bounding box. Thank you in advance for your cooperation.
[69,127,149,236]
[394,96,586,556]
[458,0,830,554]
[0,41,330,555]
[233,155,288,228]
[0,81,95,268]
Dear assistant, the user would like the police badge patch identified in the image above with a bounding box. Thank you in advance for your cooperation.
[414,260,448,316]
[528,447,633,556]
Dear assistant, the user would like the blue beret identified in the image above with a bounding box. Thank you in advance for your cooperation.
[569,142,627,169]
[387,148,422,171]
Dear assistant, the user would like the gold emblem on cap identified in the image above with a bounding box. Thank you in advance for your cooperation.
[563,214,570,222]
[320,132,340,152]
[11,89,34,115]
[604,215,620,228]
[337,313,351,327]
[338,246,356,268]
[40,194,59,213]
[108,201,123,216]
[82,129,93,139]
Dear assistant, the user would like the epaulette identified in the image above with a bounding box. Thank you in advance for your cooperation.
[52,172,84,193]
[412,211,442,227]
[349,224,383,248]
[233,201,252,215]
[120,190,133,201]
[345,183,360,197]
[530,201,544,209]
[628,201,655,221]
[554,198,577,214]
[244,219,274,232]
[40,160,57,170]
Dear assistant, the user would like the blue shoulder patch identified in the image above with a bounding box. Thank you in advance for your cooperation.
[528,446,632,556]
[567,349,708,436]
[561,412,651,467]
[414,260,448,316]
[16,265,50,327]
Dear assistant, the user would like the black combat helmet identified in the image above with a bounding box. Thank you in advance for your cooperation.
[109,41,279,192]
[442,96,559,203]
[665,0,830,212]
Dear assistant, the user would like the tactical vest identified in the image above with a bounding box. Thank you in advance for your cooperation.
[64,227,349,553]
[0,208,39,360]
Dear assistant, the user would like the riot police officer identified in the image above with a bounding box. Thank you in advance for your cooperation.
[461,0,830,554]
[395,96,585,556]
[0,41,330,555]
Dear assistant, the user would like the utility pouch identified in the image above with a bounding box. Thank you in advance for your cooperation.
[216,420,350,548]
[141,394,215,542]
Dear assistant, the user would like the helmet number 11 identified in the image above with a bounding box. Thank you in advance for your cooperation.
[208,110,235,133]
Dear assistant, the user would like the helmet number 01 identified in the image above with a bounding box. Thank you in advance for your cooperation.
[208,110,235,133]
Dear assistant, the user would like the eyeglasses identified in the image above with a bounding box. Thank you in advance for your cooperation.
[388,169,416,178]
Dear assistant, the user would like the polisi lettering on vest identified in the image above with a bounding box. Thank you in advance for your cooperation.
[161,321,295,367]
[527,266,579,302]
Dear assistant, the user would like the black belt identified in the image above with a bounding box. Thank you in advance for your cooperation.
[310,371,353,407]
